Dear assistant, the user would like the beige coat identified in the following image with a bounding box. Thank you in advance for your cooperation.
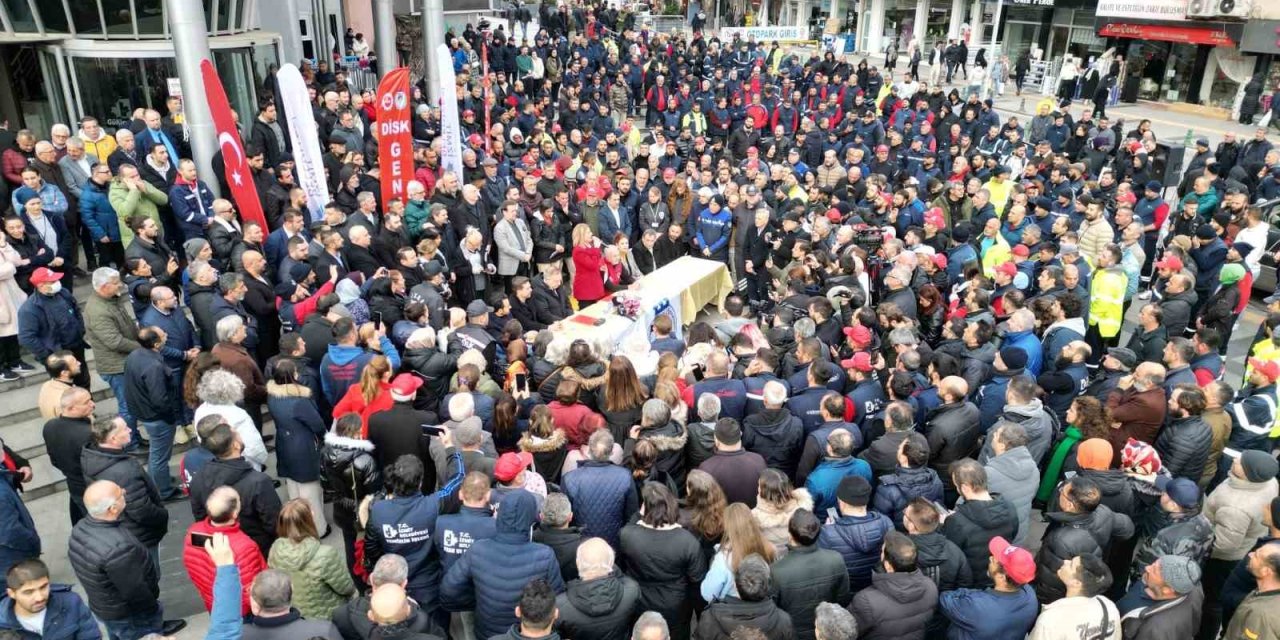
[0,243,28,337]
[1204,475,1279,561]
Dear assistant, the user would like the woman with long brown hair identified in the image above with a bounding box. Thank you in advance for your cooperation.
[183,352,221,413]
[680,469,727,561]
[598,355,648,442]
[1036,395,1113,504]
[331,354,394,437]
[700,503,776,602]
[620,483,708,640]
[519,404,570,485]
[667,178,694,228]
[267,499,356,619]
[751,469,814,556]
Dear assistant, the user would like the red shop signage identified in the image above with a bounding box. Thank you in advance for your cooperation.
[1099,22,1235,46]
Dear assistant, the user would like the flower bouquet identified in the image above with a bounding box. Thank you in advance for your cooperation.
[612,292,643,319]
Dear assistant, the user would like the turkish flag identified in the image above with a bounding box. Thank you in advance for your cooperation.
[200,59,268,231]
[375,68,413,209]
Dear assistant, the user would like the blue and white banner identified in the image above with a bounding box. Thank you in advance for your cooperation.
[436,44,464,178]
[276,63,330,223]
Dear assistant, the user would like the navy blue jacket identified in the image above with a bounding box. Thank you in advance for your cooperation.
[872,465,944,529]
[122,348,179,423]
[440,490,565,640]
[817,511,893,591]
[562,461,638,548]
[208,296,259,351]
[693,377,749,422]
[17,289,86,361]
[79,180,120,242]
[788,362,846,394]
[434,505,497,573]
[0,470,38,559]
[743,374,790,416]
[0,585,97,640]
[846,379,887,432]
[21,211,72,262]
[139,304,201,369]
[168,180,215,241]
[977,371,1020,431]
[788,386,833,436]
[266,382,327,483]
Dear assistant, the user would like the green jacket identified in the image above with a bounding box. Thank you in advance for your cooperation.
[267,537,356,620]
[405,199,432,242]
[83,292,140,375]
[108,179,168,246]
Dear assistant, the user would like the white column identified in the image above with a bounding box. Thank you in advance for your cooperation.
[866,0,885,54]
[830,0,842,30]
[913,0,928,48]
[970,0,982,43]
[760,0,770,25]
[165,0,218,196]
[373,0,397,77]
[422,0,444,103]
[948,0,963,39]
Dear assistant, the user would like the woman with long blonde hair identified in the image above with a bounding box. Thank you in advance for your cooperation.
[571,223,606,306]
[331,354,394,437]
[700,503,776,602]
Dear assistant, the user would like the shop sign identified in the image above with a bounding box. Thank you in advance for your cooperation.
[166,77,182,98]
[719,25,811,41]
[1096,0,1186,21]
[1008,0,1054,6]
[1098,21,1235,45]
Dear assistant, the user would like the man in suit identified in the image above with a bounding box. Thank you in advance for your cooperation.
[264,208,309,272]
[313,228,349,287]
[493,199,533,293]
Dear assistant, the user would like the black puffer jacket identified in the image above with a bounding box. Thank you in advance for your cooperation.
[742,408,804,478]
[1131,509,1215,584]
[849,570,939,640]
[539,362,607,411]
[770,544,851,640]
[1076,468,1136,517]
[912,530,971,639]
[924,401,982,499]
[624,421,689,490]
[333,596,438,640]
[321,433,384,521]
[403,347,459,412]
[695,596,795,640]
[940,496,1020,588]
[80,444,169,547]
[67,516,160,621]
[1033,505,1135,603]
[872,465,945,529]
[555,571,643,640]
[188,456,283,555]
[619,523,707,640]
[1153,415,1212,481]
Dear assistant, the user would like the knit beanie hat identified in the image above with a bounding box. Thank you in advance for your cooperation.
[1240,450,1280,483]
[1219,263,1246,285]
[1158,555,1201,595]
[184,238,210,262]
[1077,439,1114,471]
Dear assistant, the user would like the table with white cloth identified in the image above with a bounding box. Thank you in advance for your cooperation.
[551,256,735,348]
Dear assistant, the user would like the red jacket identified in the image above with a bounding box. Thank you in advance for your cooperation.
[182,519,266,615]
[548,401,603,446]
[333,381,395,437]
[572,245,606,302]
[2,148,29,186]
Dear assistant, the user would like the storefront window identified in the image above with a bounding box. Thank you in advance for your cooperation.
[70,1,103,34]
[136,0,165,35]
[3,0,37,32]
[217,0,233,32]
[74,57,145,129]
[101,0,136,35]
[214,49,256,124]
[31,0,69,32]
[1126,41,1196,102]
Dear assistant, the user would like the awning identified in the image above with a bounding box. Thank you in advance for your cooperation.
[1098,21,1236,46]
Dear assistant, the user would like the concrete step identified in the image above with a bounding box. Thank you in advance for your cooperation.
[0,375,113,425]
[3,397,119,461]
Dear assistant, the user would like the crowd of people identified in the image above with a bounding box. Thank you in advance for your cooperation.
[0,2,1277,640]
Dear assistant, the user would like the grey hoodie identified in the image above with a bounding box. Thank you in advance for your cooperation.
[983,446,1040,546]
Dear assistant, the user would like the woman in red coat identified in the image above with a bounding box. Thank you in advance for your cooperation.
[331,354,394,436]
[571,223,606,306]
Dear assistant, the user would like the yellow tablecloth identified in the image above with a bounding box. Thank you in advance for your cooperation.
[552,256,735,346]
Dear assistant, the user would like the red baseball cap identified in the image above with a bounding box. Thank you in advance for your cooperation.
[988,536,1036,585]
[1249,358,1280,383]
[826,208,843,223]
[995,262,1018,278]
[586,186,601,198]
[840,352,875,373]
[1011,244,1031,258]
[389,373,423,397]
[1154,255,1183,272]
[931,254,948,270]
[467,133,484,146]
[746,146,759,155]
[30,267,63,286]
[746,159,761,170]
[493,452,533,483]
[843,325,872,346]
[529,169,543,179]
[463,109,475,117]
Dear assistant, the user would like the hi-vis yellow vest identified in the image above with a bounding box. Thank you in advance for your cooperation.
[1089,267,1128,338]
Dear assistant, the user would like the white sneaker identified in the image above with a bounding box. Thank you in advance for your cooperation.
[1137,291,1152,300]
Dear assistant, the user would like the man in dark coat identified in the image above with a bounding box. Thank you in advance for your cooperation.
[187,420,283,556]
[562,431,638,548]
[849,531,939,640]
[695,554,794,640]
[1033,476,1135,604]
[333,555,440,640]
[771,509,851,640]
[697,418,768,507]
[42,385,95,526]
[940,459,1021,589]
[1118,555,1205,640]
[67,479,180,638]
[123,327,183,501]
[904,498,972,638]
[555,538,641,640]
[79,417,169,559]
[367,375,436,471]
[817,476,893,591]
[925,378,982,504]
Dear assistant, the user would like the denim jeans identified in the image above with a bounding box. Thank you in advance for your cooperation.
[101,373,138,442]
[102,606,162,640]
[141,420,176,497]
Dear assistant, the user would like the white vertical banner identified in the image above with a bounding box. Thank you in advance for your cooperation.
[276,63,330,223]
[436,43,464,178]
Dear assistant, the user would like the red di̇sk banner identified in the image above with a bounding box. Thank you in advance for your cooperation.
[376,68,413,208]
[199,59,268,231]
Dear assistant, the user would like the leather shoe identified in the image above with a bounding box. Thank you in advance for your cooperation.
[161,620,187,635]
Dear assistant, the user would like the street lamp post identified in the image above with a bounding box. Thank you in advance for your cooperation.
[165,0,218,196]
[374,0,399,78]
